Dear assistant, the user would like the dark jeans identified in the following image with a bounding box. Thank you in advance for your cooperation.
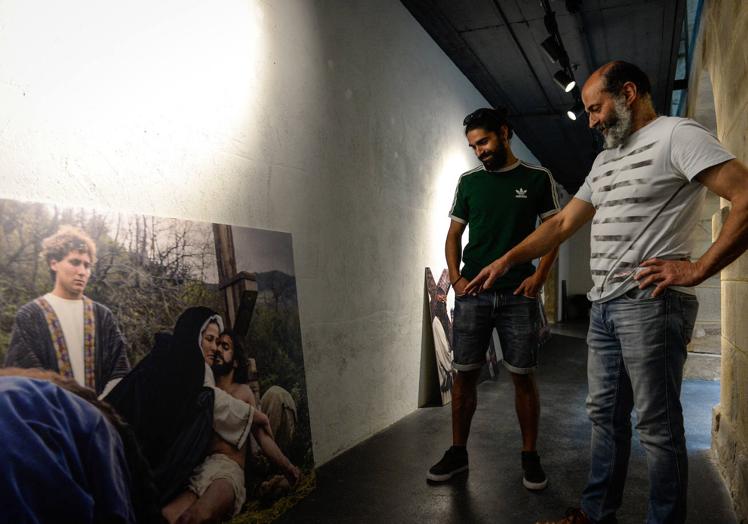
[580,287,698,524]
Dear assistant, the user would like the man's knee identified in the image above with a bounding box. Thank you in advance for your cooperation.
[452,370,480,407]
[260,386,297,451]
[510,371,536,392]
[177,479,235,524]
[454,368,481,384]
[586,401,634,442]
[453,369,480,392]
[586,396,611,426]
[162,490,198,524]
[175,500,228,524]
[174,507,204,524]
[635,415,684,448]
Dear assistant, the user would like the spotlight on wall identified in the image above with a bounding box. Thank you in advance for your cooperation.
[567,100,585,120]
[540,35,563,63]
[553,70,576,92]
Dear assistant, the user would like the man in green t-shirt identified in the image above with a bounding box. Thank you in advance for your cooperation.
[427,107,560,490]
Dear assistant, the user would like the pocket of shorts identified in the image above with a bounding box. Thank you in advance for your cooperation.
[453,296,480,332]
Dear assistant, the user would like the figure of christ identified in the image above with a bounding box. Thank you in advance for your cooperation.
[163,328,300,524]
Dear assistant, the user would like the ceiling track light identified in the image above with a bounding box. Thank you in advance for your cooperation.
[567,100,585,121]
[540,0,581,120]
[565,0,582,13]
[553,70,576,92]
[540,35,563,63]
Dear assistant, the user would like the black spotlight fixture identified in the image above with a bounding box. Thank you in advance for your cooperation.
[540,35,563,63]
[553,70,576,92]
[565,0,582,13]
[567,100,585,121]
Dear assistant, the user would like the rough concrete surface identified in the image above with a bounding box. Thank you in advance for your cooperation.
[693,0,748,519]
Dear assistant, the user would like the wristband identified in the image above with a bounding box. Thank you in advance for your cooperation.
[451,275,464,286]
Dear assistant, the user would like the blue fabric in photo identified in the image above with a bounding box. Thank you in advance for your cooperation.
[0,376,135,524]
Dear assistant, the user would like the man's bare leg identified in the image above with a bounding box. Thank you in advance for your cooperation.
[175,479,235,524]
[510,371,539,451]
[427,368,482,481]
[451,368,482,445]
[162,491,197,524]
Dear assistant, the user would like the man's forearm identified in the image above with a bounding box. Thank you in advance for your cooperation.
[504,218,564,269]
[504,200,594,270]
[255,428,293,470]
[445,233,463,283]
[534,245,560,282]
[695,196,748,280]
[464,200,594,293]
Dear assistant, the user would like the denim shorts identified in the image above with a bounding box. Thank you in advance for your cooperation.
[452,291,541,374]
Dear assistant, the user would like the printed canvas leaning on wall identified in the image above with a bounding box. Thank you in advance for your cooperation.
[0,197,314,524]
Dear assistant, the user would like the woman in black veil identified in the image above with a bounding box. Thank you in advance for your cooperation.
[106,306,256,506]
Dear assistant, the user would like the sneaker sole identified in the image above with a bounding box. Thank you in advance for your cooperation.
[522,477,548,490]
[426,465,468,482]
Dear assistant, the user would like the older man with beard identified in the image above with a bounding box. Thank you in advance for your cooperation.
[465,61,748,524]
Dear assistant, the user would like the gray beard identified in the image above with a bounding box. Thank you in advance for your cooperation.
[603,96,634,149]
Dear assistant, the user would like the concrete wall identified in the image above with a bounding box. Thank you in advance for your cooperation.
[552,183,594,321]
[691,0,748,519]
[556,179,593,319]
[0,0,545,464]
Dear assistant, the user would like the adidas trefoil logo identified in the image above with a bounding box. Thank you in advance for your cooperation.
[515,188,528,199]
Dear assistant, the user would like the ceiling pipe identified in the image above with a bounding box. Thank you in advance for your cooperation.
[568,8,597,75]
[489,0,556,111]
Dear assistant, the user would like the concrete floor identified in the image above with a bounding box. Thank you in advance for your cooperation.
[278,333,736,524]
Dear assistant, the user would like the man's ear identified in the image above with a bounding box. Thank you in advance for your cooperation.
[501,124,510,142]
[622,81,638,105]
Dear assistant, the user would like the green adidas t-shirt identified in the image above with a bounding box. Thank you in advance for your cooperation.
[449,160,560,290]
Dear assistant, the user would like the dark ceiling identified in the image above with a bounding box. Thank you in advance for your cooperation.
[402,0,686,192]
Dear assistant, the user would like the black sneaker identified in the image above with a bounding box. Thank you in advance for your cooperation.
[522,450,548,490]
[427,446,468,482]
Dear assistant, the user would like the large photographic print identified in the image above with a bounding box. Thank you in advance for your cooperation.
[0,198,314,523]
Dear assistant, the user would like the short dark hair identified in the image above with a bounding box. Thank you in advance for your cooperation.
[463,107,513,139]
[602,61,652,98]
[220,330,249,384]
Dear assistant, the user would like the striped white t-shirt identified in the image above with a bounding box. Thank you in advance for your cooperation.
[575,116,734,303]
